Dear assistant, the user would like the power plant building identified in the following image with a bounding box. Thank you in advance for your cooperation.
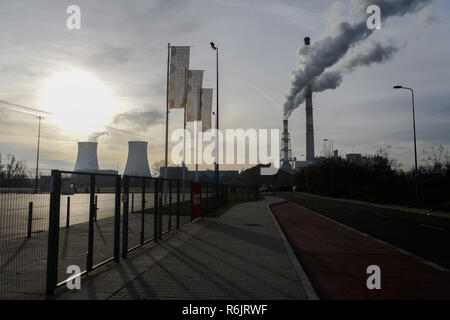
[74,142,100,172]
[123,141,151,177]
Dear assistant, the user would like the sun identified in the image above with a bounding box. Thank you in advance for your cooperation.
[40,67,119,139]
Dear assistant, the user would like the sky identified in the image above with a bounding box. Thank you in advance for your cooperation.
[0,0,449,173]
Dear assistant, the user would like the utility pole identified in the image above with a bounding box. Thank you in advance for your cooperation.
[393,85,419,204]
[35,116,42,193]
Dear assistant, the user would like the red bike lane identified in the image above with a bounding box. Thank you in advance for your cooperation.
[271,202,450,300]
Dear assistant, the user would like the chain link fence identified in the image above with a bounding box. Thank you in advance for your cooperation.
[1,169,257,299]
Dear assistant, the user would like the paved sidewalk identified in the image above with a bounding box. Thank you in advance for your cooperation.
[59,197,314,300]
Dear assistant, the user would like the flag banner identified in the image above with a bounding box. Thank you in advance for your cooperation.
[169,46,190,109]
[200,88,213,132]
[186,70,204,122]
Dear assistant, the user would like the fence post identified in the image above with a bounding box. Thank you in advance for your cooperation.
[190,181,194,222]
[94,195,98,222]
[141,177,145,245]
[176,180,180,230]
[206,183,209,214]
[226,185,229,204]
[154,178,159,241]
[114,175,121,261]
[168,180,172,231]
[66,196,70,228]
[27,202,33,238]
[122,176,129,258]
[86,174,95,272]
[131,193,134,213]
[46,170,61,296]
[158,180,163,239]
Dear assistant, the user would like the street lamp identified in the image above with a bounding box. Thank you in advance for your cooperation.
[210,42,220,201]
[35,116,43,193]
[393,85,419,202]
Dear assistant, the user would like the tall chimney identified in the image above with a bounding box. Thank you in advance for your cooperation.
[124,141,151,177]
[74,142,99,172]
[305,84,315,162]
[280,119,292,171]
[282,119,289,163]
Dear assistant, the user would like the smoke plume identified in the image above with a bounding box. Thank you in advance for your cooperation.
[88,131,109,142]
[283,0,432,119]
[308,40,401,95]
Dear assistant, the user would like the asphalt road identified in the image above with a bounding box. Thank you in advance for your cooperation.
[274,192,450,270]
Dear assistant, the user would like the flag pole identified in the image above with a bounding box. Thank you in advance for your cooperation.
[195,121,198,182]
[195,89,202,182]
[163,43,171,206]
[164,43,170,178]
[182,70,188,204]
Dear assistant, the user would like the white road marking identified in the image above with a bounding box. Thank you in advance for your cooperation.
[290,202,450,273]
[376,213,389,218]
[419,224,445,231]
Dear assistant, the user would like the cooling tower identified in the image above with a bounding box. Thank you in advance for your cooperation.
[74,142,100,172]
[123,141,151,177]
[305,84,315,162]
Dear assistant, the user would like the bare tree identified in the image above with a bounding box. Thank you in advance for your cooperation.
[421,145,450,175]
[375,147,402,171]
[0,154,27,182]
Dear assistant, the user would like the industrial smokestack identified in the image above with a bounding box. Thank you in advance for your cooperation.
[282,120,289,163]
[305,85,315,162]
[74,142,100,172]
[123,141,151,177]
[283,0,431,119]
[280,119,292,171]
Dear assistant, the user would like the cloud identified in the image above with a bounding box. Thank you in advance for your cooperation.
[415,5,438,27]
[112,109,164,131]
[86,44,133,67]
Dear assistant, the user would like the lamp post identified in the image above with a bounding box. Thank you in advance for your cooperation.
[210,42,219,202]
[393,85,419,203]
[35,116,43,193]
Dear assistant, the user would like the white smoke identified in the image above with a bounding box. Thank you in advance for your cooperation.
[307,40,402,95]
[88,131,109,142]
[283,0,432,119]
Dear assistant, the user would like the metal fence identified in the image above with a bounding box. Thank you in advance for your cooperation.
[0,169,51,299]
[1,169,257,299]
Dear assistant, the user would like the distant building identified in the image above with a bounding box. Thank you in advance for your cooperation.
[161,167,238,184]
[346,153,362,162]
[160,166,187,180]
[293,160,315,170]
[71,169,119,191]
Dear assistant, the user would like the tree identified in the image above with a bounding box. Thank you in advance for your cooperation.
[375,147,402,171]
[421,145,450,175]
[0,154,27,182]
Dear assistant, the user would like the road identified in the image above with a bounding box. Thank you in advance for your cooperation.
[274,192,450,270]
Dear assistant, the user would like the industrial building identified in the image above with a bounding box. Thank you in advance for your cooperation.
[161,166,238,184]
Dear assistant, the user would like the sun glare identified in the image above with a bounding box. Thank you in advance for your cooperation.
[40,68,118,139]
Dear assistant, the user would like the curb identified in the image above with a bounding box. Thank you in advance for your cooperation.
[267,200,319,300]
